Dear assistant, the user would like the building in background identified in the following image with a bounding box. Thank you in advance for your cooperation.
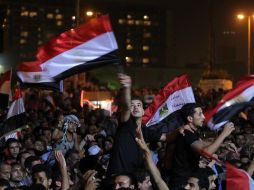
[0,0,171,68]
[1,0,75,62]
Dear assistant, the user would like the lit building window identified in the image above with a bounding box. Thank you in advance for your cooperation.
[7,9,11,15]
[127,20,134,25]
[143,32,152,38]
[47,13,54,19]
[29,12,38,17]
[143,15,149,20]
[142,45,150,51]
[135,20,143,25]
[20,31,28,37]
[118,19,126,24]
[127,14,132,19]
[142,58,150,64]
[125,57,133,63]
[126,44,133,50]
[55,14,63,20]
[20,39,27,44]
[144,21,151,26]
[56,21,63,26]
[21,11,29,17]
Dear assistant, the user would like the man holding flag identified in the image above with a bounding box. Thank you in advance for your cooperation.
[170,103,235,189]
[107,73,193,177]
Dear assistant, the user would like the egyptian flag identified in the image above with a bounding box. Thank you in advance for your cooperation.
[226,163,254,190]
[17,15,119,84]
[7,86,25,119]
[0,70,11,109]
[142,75,195,127]
[0,70,11,95]
[205,75,254,130]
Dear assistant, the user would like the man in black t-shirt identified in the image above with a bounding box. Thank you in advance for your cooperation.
[171,103,235,189]
[107,73,162,176]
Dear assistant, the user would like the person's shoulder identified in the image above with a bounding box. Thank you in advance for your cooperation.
[183,130,199,143]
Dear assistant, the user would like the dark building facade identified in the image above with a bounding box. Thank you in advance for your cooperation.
[2,0,75,61]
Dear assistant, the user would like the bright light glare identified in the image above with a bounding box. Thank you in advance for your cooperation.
[86,11,94,17]
[143,15,149,20]
[237,14,245,20]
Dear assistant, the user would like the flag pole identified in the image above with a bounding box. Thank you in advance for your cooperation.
[73,0,80,91]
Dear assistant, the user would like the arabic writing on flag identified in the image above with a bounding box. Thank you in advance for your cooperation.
[143,75,195,127]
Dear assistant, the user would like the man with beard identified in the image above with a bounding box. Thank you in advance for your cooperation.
[9,162,25,188]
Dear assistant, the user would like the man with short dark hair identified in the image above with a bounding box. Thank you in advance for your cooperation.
[184,168,210,190]
[9,162,25,188]
[5,138,20,164]
[114,172,138,190]
[32,164,52,190]
[107,74,165,176]
[171,103,235,189]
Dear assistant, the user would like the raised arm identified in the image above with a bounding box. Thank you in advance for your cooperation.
[118,73,132,122]
[136,128,170,190]
[247,158,254,176]
[191,122,235,155]
[55,150,70,190]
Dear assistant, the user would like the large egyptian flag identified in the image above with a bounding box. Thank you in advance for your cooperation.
[226,163,254,190]
[142,75,195,127]
[17,15,119,84]
[205,75,254,130]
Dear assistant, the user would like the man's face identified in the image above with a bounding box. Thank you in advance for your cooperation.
[67,121,77,133]
[11,164,24,182]
[138,176,152,190]
[34,141,45,152]
[114,175,134,190]
[0,164,11,180]
[208,175,217,190]
[191,107,205,128]
[33,171,52,190]
[236,135,246,147]
[8,142,20,158]
[131,100,144,118]
[184,177,200,190]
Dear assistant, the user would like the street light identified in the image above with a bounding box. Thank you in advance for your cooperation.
[237,13,254,75]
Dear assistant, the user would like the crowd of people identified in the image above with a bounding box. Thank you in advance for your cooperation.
[0,73,254,190]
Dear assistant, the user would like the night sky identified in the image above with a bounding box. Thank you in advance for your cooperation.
[168,0,254,70]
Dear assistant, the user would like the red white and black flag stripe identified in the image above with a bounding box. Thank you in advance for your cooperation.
[7,87,25,119]
[17,15,119,83]
[205,75,254,130]
[142,75,195,127]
